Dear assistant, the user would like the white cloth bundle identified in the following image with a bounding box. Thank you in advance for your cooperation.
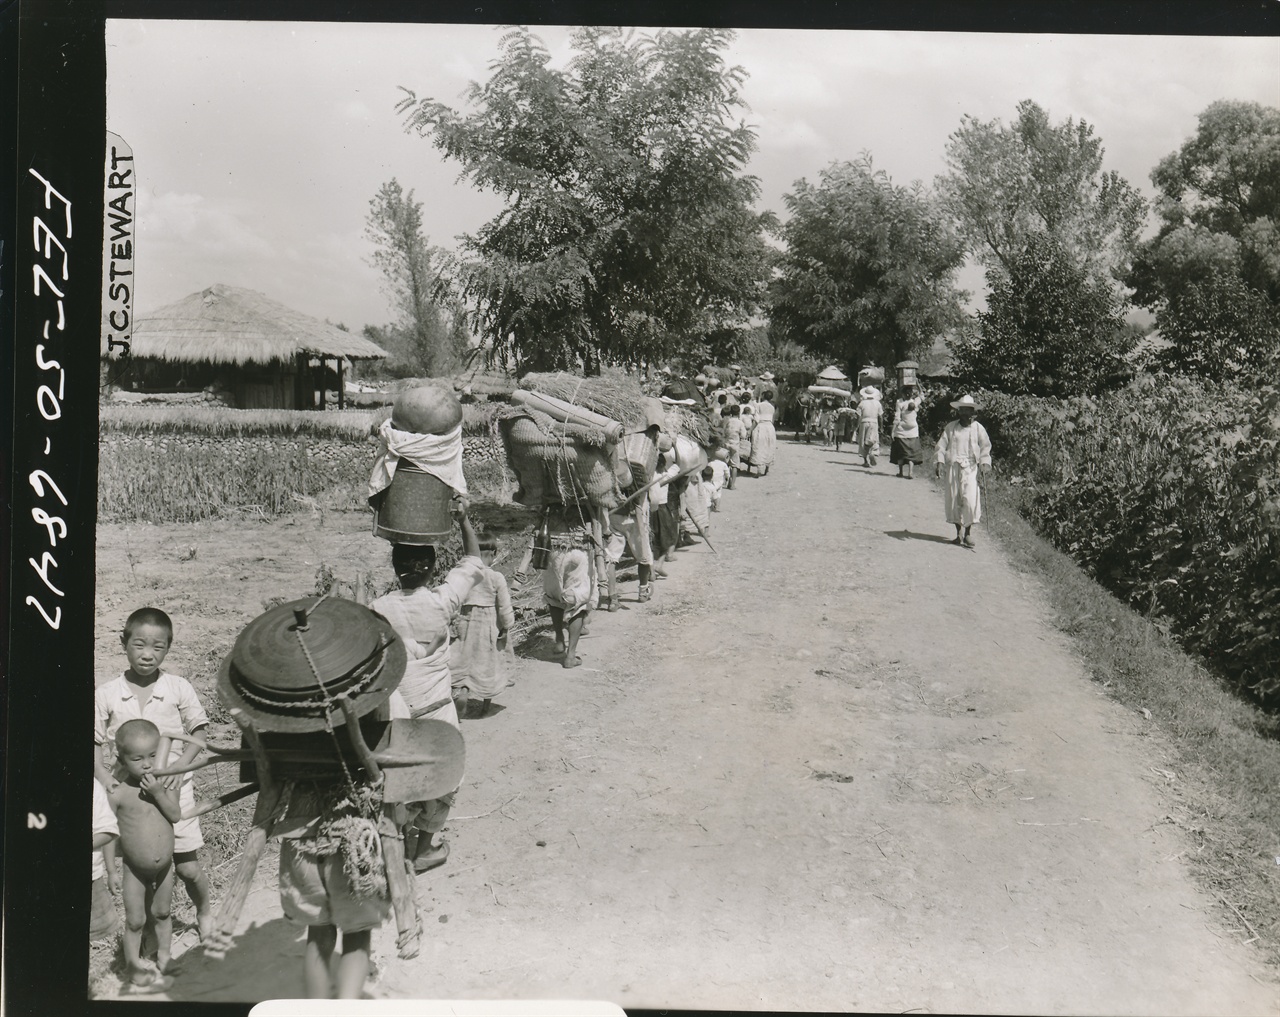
[368,420,468,499]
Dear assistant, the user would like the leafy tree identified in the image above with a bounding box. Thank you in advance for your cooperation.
[1129,100,1280,380]
[937,101,1145,394]
[949,233,1129,396]
[938,100,1147,286]
[365,178,470,376]
[769,156,967,373]
[397,27,775,373]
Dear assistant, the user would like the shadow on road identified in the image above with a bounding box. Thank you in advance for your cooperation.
[884,529,955,544]
[164,918,303,1004]
[515,628,563,663]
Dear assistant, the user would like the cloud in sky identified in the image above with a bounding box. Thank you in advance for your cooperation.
[106,19,1278,331]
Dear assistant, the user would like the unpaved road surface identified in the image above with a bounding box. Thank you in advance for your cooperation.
[103,438,1279,1013]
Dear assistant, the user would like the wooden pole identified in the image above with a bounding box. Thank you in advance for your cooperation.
[206,711,287,960]
[337,696,420,960]
[180,782,260,821]
[338,359,346,411]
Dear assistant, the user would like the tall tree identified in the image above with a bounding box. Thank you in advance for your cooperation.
[397,27,775,373]
[1129,100,1280,380]
[936,100,1147,394]
[769,156,967,372]
[949,233,1129,395]
[365,178,469,376]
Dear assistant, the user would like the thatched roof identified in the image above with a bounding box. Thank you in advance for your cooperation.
[110,284,388,365]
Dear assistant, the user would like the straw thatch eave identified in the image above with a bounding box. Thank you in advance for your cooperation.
[106,284,388,365]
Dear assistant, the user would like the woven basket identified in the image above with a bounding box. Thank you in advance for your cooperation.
[500,415,623,509]
[620,430,658,485]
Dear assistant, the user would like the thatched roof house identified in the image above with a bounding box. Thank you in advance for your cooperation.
[105,284,388,409]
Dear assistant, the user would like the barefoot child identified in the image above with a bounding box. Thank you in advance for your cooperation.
[108,720,183,990]
[450,535,516,718]
[370,499,482,873]
[95,608,213,941]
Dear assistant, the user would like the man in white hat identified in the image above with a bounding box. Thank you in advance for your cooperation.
[934,395,993,548]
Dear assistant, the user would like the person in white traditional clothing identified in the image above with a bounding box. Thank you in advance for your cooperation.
[449,535,516,718]
[855,383,883,466]
[747,388,778,476]
[707,452,730,510]
[934,394,993,548]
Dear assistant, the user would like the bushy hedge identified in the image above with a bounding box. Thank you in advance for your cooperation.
[950,376,1280,706]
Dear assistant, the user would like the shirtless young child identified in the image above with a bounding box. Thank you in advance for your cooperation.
[108,719,183,991]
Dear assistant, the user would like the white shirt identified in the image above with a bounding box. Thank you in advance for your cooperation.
[707,460,730,492]
[371,557,484,713]
[94,671,210,772]
[935,419,992,468]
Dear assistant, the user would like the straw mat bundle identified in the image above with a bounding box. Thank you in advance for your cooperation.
[520,371,645,426]
[499,411,624,509]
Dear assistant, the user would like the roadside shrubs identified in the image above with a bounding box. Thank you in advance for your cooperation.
[973,375,1280,707]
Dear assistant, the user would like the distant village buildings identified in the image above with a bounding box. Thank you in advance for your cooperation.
[101,284,389,409]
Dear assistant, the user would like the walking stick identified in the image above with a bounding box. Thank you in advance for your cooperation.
[682,506,718,554]
[979,469,990,536]
[617,471,671,511]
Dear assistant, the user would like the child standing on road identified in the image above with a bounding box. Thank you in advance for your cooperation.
[94,607,213,942]
[450,535,516,718]
[108,719,184,991]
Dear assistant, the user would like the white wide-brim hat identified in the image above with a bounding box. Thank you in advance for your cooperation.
[950,394,981,411]
[759,371,775,381]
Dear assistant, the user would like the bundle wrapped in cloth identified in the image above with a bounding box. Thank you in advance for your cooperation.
[368,383,468,545]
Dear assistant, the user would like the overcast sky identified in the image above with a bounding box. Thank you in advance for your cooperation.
[105,20,1278,330]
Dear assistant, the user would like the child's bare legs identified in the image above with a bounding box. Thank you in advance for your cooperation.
[174,853,212,940]
[150,866,175,974]
[304,924,338,998]
[303,926,372,999]
[122,863,174,985]
[563,610,585,668]
[548,607,566,656]
[335,929,372,999]
[121,865,153,981]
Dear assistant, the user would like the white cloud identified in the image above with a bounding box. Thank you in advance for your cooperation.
[768,118,827,152]
[138,191,276,260]
[335,99,373,121]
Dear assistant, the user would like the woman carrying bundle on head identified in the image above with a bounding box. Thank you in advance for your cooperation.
[890,382,925,480]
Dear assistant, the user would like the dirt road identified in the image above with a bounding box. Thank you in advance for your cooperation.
[115,438,1278,1013]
